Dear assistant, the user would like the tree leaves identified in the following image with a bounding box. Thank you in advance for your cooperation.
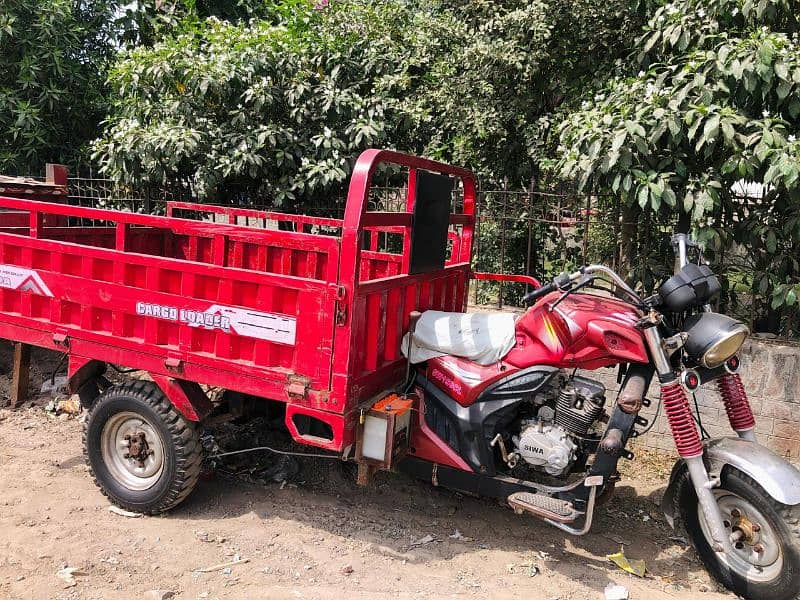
[95,0,646,201]
[0,0,118,172]
[557,0,800,335]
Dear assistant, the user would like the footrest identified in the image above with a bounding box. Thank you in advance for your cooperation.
[508,491,580,523]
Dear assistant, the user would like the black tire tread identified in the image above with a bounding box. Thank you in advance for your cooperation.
[676,465,800,600]
[83,380,202,514]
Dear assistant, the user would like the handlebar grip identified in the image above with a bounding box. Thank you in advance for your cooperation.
[522,272,572,306]
[522,281,557,306]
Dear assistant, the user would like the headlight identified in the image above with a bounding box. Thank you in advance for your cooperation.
[683,313,749,369]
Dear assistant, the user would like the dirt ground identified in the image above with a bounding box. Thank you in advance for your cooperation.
[0,343,736,600]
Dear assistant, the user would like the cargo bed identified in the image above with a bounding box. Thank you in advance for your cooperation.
[0,150,476,451]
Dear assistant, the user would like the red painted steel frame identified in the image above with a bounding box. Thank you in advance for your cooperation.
[472,271,541,289]
[0,149,476,453]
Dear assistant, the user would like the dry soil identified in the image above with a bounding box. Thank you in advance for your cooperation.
[0,342,735,600]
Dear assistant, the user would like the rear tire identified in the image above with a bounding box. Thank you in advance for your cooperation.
[83,380,202,514]
[676,465,800,600]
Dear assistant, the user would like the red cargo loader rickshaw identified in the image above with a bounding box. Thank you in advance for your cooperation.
[0,150,798,600]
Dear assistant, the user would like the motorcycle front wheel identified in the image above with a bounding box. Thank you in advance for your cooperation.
[676,465,800,600]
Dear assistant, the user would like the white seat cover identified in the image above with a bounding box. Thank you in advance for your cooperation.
[401,310,517,366]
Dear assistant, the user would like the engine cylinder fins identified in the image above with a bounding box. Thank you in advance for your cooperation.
[555,383,605,437]
[508,491,580,523]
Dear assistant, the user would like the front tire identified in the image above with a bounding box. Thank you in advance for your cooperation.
[676,465,800,600]
[83,381,203,514]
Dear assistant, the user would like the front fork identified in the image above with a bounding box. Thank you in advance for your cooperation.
[643,323,756,553]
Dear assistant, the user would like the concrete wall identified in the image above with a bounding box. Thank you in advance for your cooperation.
[585,338,800,462]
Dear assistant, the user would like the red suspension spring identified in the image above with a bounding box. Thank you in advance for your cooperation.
[661,380,704,458]
[717,373,755,432]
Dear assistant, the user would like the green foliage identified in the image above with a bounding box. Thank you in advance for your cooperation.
[93,7,394,204]
[0,0,119,172]
[93,0,645,203]
[558,0,800,335]
[370,0,647,186]
[117,0,313,47]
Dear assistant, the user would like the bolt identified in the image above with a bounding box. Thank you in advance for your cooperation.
[752,524,761,533]
[754,543,765,553]
[730,508,742,519]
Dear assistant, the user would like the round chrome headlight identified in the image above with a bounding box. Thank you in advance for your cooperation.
[683,313,749,369]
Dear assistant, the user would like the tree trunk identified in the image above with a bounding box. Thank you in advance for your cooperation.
[618,201,640,283]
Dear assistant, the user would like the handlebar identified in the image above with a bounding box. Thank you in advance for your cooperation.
[522,265,644,307]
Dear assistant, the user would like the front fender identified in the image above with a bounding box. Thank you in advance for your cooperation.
[661,437,800,528]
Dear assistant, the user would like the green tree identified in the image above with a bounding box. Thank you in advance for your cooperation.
[118,0,312,47]
[558,0,800,334]
[0,0,119,172]
[92,7,392,204]
[93,0,645,202]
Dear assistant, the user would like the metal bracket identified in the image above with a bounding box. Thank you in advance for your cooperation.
[544,485,597,536]
[662,332,688,356]
[286,374,311,400]
[334,285,348,326]
[164,357,183,372]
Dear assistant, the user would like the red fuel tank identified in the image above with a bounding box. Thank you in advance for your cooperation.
[504,292,649,370]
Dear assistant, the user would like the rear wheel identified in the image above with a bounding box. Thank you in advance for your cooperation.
[677,466,800,600]
[83,381,202,514]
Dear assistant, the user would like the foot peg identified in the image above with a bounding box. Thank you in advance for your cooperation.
[508,492,580,523]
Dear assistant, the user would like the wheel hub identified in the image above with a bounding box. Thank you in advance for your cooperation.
[100,412,165,491]
[730,511,760,545]
[698,489,783,582]
[124,432,154,467]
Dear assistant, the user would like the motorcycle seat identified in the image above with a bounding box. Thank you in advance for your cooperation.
[401,310,516,366]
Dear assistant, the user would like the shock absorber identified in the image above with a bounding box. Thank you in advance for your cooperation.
[660,380,703,458]
[717,372,756,440]
[642,317,730,552]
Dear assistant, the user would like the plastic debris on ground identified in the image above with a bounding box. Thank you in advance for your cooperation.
[56,567,87,588]
[604,582,630,600]
[526,563,540,577]
[108,505,143,518]
[449,529,473,541]
[606,547,646,577]
[44,393,81,419]
[40,376,68,396]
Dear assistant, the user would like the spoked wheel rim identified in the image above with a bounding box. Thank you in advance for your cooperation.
[697,489,784,583]
[100,411,165,491]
